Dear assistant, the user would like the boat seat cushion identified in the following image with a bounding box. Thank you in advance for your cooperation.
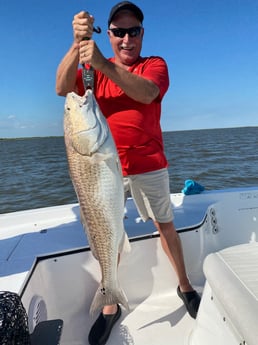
[203,242,258,345]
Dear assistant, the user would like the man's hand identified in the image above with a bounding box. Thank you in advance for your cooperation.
[72,11,94,44]
[79,39,106,70]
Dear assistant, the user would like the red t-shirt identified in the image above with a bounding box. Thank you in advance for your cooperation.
[76,56,169,176]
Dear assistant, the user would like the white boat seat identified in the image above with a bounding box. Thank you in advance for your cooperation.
[192,242,258,345]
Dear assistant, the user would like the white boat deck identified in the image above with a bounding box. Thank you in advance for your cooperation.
[88,291,196,345]
[20,236,200,345]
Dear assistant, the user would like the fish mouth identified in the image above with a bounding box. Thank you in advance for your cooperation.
[65,92,87,113]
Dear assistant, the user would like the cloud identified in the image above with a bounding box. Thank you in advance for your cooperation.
[0,115,17,130]
[0,114,63,138]
[0,115,34,132]
[7,114,16,120]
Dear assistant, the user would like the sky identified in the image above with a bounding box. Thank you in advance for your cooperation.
[0,0,257,138]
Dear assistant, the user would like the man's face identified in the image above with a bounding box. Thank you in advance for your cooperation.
[108,10,144,66]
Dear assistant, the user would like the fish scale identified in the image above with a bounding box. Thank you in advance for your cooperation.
[64,90,130,315]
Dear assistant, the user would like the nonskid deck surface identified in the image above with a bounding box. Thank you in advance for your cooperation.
[65,289,197,345]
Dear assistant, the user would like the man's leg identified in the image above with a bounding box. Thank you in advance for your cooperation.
[155,220,200,318]
[154,220,193,291]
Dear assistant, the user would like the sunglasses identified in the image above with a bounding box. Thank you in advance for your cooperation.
[109,26,142,38]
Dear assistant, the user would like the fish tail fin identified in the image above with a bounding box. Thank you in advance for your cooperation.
[90,285,129,316]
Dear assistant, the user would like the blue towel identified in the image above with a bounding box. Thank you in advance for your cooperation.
[181,179,205,195]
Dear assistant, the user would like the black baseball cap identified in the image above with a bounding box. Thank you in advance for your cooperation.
[108,1,144,27]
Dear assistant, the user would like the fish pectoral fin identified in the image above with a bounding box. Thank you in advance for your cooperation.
[89,152,115,164]
[72,130,104,156]
[72,132,93,156]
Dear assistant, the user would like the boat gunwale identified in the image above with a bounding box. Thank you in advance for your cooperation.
[19,214,207,299]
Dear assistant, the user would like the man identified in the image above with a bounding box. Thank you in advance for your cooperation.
[56,2,200,344]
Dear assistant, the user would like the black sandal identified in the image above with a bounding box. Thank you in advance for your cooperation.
[177,286,201,319]
[88,304,121,345]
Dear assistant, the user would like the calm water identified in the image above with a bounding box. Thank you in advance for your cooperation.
[1,127,257,214]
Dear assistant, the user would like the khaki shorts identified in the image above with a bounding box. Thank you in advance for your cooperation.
[124,168,174,223]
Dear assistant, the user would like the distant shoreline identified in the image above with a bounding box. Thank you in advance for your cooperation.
[0,126,257,141]
[0,136,64,141]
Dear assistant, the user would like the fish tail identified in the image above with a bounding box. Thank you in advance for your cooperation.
[89,285,129,316]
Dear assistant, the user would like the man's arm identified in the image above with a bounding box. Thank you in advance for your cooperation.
[56,43,80,96]
[101,59,160,104]
[80,40,160,104]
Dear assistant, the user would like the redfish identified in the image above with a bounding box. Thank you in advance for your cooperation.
[64,89,129,314]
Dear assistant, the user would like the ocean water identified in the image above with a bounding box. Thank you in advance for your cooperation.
[0,127,257,214]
